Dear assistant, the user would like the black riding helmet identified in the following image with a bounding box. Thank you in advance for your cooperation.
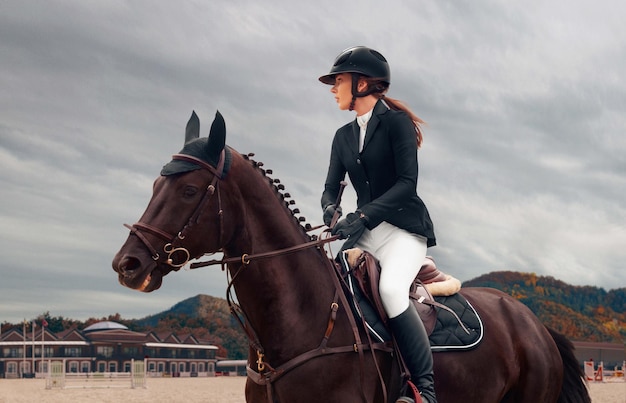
[319,46,390,110]
[319,46,390,85]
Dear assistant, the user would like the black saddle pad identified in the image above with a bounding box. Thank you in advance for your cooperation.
[342,265,483,352]
[429,294,483,351]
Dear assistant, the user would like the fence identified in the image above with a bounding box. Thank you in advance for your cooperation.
[584,361,625,383]
[46,359,146,389]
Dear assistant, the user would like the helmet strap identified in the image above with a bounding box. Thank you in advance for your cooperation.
[349,74,383,111]
[349,74,360,111]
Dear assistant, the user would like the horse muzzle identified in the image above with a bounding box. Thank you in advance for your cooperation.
[112,249,167,292]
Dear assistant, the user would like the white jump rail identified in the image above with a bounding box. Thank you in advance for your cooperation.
[46,359,146,389]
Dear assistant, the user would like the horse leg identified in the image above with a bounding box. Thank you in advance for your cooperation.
[245,352,399,403]
[494,292,564,403]
[246,378,271,403]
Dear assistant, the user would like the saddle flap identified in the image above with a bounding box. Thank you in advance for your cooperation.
[350,250,437,335]
[410,282,437,335]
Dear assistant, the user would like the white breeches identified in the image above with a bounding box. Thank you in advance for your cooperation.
[353,221,428,318]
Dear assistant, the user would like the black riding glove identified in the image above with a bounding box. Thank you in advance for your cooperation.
[331,211,368,240]
[323,204,343,226]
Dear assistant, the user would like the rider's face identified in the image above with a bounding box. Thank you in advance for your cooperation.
[330,73,353,111]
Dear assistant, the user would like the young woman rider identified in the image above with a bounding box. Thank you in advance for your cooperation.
[319,46,437,403]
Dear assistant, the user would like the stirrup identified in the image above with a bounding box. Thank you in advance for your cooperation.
[396,397,419,403]
[397,380,424,403]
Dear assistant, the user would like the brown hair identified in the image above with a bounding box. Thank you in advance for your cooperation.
[362,77,425,148]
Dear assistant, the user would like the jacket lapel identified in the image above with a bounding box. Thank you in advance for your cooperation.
[361,100,387,152]
[349,120,360,155]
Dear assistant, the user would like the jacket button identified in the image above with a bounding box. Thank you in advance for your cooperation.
[356,158,361,164]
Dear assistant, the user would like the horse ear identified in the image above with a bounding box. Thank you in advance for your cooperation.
[206,110,226,161]
[185,111,200,144]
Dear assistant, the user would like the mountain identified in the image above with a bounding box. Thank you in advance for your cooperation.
[463,271,625,343]
[131,294,248,359]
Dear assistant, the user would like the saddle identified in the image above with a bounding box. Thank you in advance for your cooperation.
[342,249,463,335]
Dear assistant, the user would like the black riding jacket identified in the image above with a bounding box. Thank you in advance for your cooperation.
[321,99,436,247]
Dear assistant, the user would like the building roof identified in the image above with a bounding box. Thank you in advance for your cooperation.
[572,341,625,350]
[0,321,217,350]
[83,321,129,332]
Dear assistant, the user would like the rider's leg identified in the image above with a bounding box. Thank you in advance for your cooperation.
[357,222,437,403]
[388,304,436,403]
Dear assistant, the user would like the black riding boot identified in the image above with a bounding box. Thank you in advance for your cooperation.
[389,304,437,403]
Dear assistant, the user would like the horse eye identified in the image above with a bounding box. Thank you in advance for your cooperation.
[183,186,198,198]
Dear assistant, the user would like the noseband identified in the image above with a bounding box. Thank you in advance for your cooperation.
[124,151,227,269]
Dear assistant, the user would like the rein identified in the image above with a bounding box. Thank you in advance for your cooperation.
[189,233,338,269]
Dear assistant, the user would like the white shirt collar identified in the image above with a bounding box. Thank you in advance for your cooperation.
[356,109,373,129]
[356,109,373,152]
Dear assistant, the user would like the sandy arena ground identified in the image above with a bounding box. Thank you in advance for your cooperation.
[0,376,624,402]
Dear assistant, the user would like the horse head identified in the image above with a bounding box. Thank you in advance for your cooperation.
[112,111,238,292]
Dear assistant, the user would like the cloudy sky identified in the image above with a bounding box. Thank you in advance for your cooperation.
[1,0,624,324]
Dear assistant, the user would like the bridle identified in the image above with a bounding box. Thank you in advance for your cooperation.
[124,151,227,270]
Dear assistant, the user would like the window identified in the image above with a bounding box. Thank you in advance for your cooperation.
[81,362,90,373]
[179,362,185,372]
[122,346,138,356]
[44,347,54,357]
[148,362,156,372]
[64,347,82,357]
[5,348,22,358]
[124,362,131,372]
[69,361,79,373]
[97,361,106,372]
[108,361,117,372]
[96,346,114,358]
[7,362,17,374]
[20,362,30,374]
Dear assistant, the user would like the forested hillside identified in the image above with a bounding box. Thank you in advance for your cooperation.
[463,271,625,342]
[131,294,248,359]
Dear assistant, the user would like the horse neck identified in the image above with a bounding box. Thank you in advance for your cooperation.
[221,157,339,355]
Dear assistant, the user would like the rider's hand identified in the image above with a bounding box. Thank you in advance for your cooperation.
[331,211,368,240]
[323,204,342,227]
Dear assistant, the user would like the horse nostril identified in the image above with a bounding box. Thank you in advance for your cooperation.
[117,255,141,277]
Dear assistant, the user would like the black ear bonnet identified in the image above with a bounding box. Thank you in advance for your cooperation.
[160,110,231,177]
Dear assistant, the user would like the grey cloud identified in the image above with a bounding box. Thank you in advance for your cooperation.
[1,0,624,323]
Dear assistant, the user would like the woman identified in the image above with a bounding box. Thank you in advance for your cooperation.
[319,46,437,403]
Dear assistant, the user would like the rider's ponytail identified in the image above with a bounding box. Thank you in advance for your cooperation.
[361,76,426,148]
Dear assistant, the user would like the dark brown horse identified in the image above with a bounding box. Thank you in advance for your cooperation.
[112,111,590,403]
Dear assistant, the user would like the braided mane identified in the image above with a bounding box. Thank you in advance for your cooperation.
[241,152,318,241]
